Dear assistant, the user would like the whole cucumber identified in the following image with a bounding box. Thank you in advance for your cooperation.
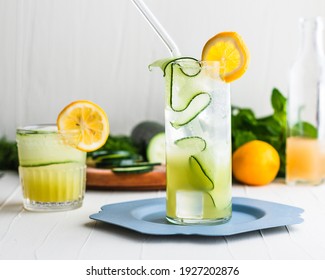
[130,121,165,163]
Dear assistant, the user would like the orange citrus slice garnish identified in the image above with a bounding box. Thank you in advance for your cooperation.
[57,100,109,152]
[201,31,249,82]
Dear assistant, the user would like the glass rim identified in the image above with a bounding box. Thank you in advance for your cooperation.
[169,59,223,79]
[16,124,81,135]
[170,59,223,75]
[170,59,221,65]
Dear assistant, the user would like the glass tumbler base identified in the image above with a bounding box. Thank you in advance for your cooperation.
[23,198,83,212]
[166,215,232,225]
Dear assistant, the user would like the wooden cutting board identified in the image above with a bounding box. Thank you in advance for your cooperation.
[86,165,166,190]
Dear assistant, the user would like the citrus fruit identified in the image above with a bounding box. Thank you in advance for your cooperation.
[201,31,250,82]
[232,140,280,186]
[57,100,109,152]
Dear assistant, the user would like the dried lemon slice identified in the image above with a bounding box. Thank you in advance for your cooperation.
[57,100,109,152]
[201,31,250,82]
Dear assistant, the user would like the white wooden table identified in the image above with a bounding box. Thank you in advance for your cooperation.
[1,171,325,260]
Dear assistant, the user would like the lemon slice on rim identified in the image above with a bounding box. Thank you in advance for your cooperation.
[201,31,250,82]
[57,100,109,152]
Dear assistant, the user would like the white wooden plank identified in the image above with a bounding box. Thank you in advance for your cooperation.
[0,172,20,206]
[1,172,325,260]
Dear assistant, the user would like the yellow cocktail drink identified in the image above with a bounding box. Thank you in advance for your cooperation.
[16,125,86,211]
[153,58,232,224]
[149,30,249,224]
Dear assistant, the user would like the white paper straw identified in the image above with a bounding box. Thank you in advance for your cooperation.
[131,0,181,56]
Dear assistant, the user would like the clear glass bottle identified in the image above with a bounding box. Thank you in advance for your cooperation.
[286,17,325,185]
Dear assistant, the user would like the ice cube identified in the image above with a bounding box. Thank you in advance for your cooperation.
[176,191,203,218]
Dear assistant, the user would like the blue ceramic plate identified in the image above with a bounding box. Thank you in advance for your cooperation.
[90,197,304,236]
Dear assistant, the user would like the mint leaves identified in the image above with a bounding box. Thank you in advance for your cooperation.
[232,88,287,177]
[0,137,19,171]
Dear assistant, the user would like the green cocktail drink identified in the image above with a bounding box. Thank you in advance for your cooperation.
[152,58,232,224]
[16,125,86,211]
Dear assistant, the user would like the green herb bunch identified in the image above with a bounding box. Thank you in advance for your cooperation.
[0,137,19,171]
[231,88,287,177]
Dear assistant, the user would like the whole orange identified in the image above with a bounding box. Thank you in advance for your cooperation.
[232,140,280,186]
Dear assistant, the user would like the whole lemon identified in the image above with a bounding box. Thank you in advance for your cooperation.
[232,140,280,186]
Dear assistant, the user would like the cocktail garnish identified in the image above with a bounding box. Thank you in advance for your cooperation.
[201,31,250,82]
[57,100,109,152]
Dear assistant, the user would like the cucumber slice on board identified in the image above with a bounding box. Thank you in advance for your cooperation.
[95,158,137,169]
[91,150,132,161]
[112,165,154,174]
[117,162,161,168]
[89,150,142,168]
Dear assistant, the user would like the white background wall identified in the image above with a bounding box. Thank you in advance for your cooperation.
[1,0,325,139]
